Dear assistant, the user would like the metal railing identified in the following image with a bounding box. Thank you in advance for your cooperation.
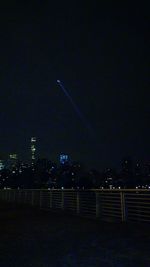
[0,189,150,223]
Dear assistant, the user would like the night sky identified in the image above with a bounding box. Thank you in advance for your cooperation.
[0,2,149,170]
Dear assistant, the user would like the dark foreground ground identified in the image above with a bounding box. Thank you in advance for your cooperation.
[0,203,150,267]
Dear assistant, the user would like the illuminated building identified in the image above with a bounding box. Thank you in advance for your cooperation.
[31,137,36,162]
[122,158,133,174]
[9,154,17,160]
[6,154,18,170]
[0,160,4,171]
[121,158,134,187]
[135,163,142,176]
[60,153,69,164]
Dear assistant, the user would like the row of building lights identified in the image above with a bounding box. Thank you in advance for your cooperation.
[0,137,70,171]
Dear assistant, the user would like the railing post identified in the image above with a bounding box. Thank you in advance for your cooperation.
[77,191,80,214]
[120,191,126,221]
[32,191,35,206]
[5,190,8,202]
[50,190,52,208]
[96,192,99,218]
[18,190,21,204]
[9,190,12,202]
[61,190,64,210]
[40,190,42,208]
[7,190,10,202]
[13,190,16,203]
[25,190,28,204]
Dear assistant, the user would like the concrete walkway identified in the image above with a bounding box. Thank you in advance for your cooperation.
[0,203,150,267]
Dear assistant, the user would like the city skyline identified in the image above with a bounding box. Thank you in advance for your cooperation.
[1,136,150,175]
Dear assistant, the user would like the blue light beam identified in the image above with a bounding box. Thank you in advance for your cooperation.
[57,80,95,138]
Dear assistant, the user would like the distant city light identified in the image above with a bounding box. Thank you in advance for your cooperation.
[31,137,36,142]
[9,154,17,160]
[60,153,69,164]
[0,160,4,170]
[31,137,36,161]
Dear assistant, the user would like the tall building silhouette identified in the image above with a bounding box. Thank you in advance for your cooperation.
[60,153,69,164]
[0,160,4,170]
[8,154,18,169]
[31,137,36,162]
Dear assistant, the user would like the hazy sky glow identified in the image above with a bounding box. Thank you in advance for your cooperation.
[0,2,149,169]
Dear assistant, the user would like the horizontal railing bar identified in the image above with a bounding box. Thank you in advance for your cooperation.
[80,207,96,210]
[102,214,122,218]
[125,197,150,201]
[2,188,150,192]
[127,213,150,218]
[102,206,121,212]
[101,200,121,204]
[102,208,121,213]
[126,202,150,206]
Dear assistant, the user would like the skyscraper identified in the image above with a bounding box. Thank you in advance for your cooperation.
[0,160,4,171]
[60,153,69,164]
[31,137,36,162]
[8,154,18,169]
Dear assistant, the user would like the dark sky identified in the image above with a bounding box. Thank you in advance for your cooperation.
[0,1,149,170]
